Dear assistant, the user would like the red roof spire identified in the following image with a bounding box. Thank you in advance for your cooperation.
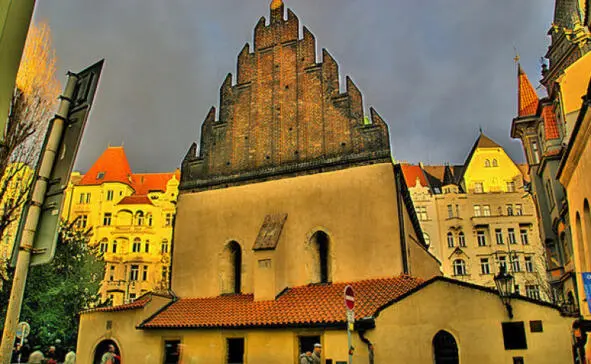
[517,64,539,117]
[79,146,133,187]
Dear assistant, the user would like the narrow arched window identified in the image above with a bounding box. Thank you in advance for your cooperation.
[433,330,459,364]
[485,159,491,168]
[311,231,330,284]
[447,232,454,248]
[458,232,466,247]
[453,259,466,276]
[492,159,498,167]
[222,241,242,294]
[136,211,144,226]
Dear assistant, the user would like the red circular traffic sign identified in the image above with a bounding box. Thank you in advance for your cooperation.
[344,285,355,310]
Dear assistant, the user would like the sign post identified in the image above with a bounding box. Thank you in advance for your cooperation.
[344,285,355,364]
[15,322,29,364]
[0,60,104,361]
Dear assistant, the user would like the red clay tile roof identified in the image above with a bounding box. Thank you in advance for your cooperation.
[82,295,151,314]
[400,164,428,188]
[140,275,424,329]
[79,147,133,187]
[133,171,180,195]
[542,105,560,140]
[118,195,153,205]
[518,65,540,117]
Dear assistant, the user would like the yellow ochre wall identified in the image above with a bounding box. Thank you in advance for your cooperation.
[463,145,523,194]
[368,280,573,364]
[172,163,440,298]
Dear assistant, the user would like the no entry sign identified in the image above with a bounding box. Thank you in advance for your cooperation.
[344,285,355,310]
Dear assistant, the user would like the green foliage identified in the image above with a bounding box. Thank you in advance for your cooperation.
[0,221,105,349]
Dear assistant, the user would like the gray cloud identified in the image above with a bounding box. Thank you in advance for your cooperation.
[34,0,553,172]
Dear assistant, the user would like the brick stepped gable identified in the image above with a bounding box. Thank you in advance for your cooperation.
[181,0,391,191]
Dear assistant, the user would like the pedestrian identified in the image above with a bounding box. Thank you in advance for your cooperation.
[299,350,313,364]
[311,343,322,364]
[101,344,120,364]
[27,346,44,364]
[64,349,76,364]
[46,346,57,364]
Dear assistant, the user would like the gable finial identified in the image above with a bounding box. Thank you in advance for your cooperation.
[513,46,520,64]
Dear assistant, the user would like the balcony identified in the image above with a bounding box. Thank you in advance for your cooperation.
[471,214,535,227]
[113,225,155,235]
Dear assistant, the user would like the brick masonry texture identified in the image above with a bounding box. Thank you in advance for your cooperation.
[181,3,391,191]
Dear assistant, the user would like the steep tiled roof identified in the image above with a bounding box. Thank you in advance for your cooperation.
[518,65,540,117]
[542,105,560,140]
[442,165,455,186]
[400,164,428,188]
[78,147,133,187]
[133,171,180,195]
[118,195,153,205]
[140,275,424,329]
[82,295,151,314]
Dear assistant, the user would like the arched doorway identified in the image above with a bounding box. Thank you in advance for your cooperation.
[93,339,120,364]
[433,330,459,364]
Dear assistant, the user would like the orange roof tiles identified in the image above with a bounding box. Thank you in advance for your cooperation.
[542,105,560,140]
[133,171,179,195]
[518,65,540,117]
[118,195,153,205]
[140,275,424,329]
[82,295,151,314]
[79,147,133,187]
[400,164,428,188]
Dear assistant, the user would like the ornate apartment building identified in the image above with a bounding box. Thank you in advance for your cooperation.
[403,133,549,301]
[62,146,179,305]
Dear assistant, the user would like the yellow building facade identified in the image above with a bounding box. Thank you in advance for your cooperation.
[62,146,179,305]
[403,134,549,300]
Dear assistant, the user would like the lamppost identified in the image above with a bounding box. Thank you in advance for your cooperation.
[494,265,515,319]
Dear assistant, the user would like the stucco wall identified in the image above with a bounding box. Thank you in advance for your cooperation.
[173,163,439,298]
[367,280,573,364]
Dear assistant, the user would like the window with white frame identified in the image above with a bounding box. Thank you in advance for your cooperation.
[416,206,428,221]
[508,228,517,244]
[526,285,541,300]
[498,256,507,272]
[485,159,491,168]
[474,205,481,217]
[474,182,484,193]
[136,211,145,226]
[483,205,491,216]
[103,213,112,226]
[453,259,467,276]
[495,229,503,244]
[99,239,108,253]
[512,257,521,272]
[130,265,139,281]
[132,238,141,253]
[459,232,466,247]
[77,215,88,229]
[492,159,498,167]
[525,256,534,272]
[531,141,540,164]
[480,258,490,274]
[447,205,453,218]
[515,204,523,215]
[106,190,114,201]
[520,229,529,245]
[477,231,486,246]
[447,232,454,248]
[161,239,169,254]
[507,181,515,192]
[507,205,514,216]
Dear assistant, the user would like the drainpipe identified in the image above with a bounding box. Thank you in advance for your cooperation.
[358,330,375,364]
[395,168,409,274]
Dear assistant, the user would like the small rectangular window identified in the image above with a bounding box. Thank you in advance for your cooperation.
[474,182,484,193]
[447,205,453,218]
[508,228,516,244]
[79,193,84,204]
[109,265,115,281]
[227,338,245,364]
[525,256,534,272]
[529,320,543,333]
[103,213,112,226]
[86,193,91,204]
[164,340,181,364]
[507,204,514,216]
[520,229,529,245]
[496,229,504,245]
[515,204,523,216]
[96,172,105,179]
[483,205,491,216]
[502,322,528,350]
[130,265,139,281]
[531,141,540,164]
[512,257,521,272]
[106,190,114,201]
[474,205,481,217]
[112,240,118,253]
[507,181,516,193]
[477,231,486,246]
[455,204,460,217]
[499,256,507,272]
[145,242,150,253]
[142,265,148,281]
[480,258,490,274]
[165,213,173,226]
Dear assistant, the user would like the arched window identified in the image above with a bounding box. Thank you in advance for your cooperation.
[147,214,153,227]
[311,231,331,284]
[576,212,586,272]
[447,232,454,248]
[492,159,498,167]
[484,159,491,167]
[136,211,145,226]
[424,233,431,248]
[453,259,466,276]
[458,232,466,247]
[222,241,242,294]
[433,330,459,364]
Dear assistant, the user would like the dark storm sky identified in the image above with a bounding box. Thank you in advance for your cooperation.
[34,0,554,173]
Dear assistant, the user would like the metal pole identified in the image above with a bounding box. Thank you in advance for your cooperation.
[0,72,78,362]
[347,321,352,364]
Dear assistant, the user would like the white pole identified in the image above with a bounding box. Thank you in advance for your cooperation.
[0,72,78,362]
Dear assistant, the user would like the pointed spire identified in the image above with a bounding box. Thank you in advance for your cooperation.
[517,63,539,117]
[443,165,455,186]
[270,0,283,10]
